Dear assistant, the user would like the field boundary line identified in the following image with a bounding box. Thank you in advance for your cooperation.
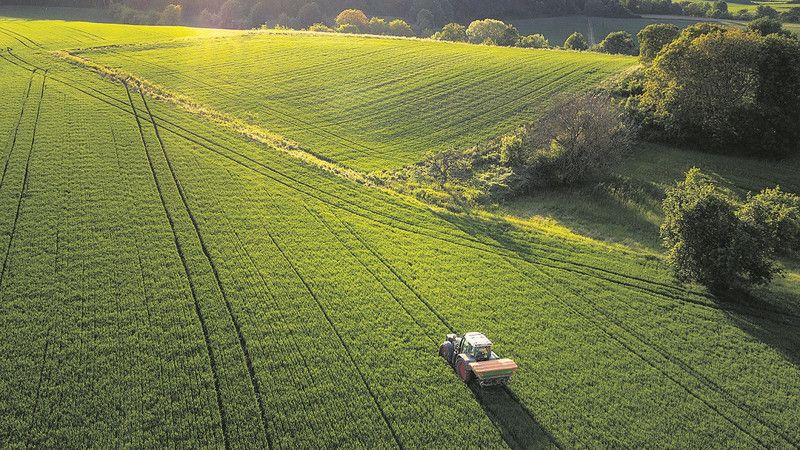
[124,82,231,449]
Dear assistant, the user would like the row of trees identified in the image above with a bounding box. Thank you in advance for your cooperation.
[431,18,637,54]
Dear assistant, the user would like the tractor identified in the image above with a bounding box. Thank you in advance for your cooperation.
[439,332,518,386]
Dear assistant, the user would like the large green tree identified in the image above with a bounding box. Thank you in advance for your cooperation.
[641,25,800,157]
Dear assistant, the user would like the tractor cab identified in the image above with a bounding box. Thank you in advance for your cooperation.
[458,332,497,362]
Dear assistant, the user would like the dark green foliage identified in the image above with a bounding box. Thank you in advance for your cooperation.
[433,22,467,41]
[398,93,633,204]
[746,17,791,36]
[640,26,800,158]
[739,187,800,256]
[660,168,778,289]
[564,31,589,50]
[595,30,636,54]
[297,2,323,27]
[416,8,435,31]
[637,23,679,62]
[466,19,519,46]
[516,33,549,48]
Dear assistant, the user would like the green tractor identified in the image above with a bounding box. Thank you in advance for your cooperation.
[439,332,518,386]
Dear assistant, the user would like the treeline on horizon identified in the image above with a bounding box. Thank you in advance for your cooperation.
[3,0,639,25]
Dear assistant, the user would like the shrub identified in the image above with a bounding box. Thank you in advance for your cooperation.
[388,19,415,36]
[308,22,334,32]
[516,33,549,48]
[746,17,791,36]
[660,168,778,290]
[335,9,368,28]
[433,22,467,42]
[522,93,634,185]
[595,31,636,55]
[637,23,679,62]
[564,32,589,50]
[739,186,800,256]
[466,19,519,46]
[755,4,780,18]
[366,17,388,34]
[336,23,361,34]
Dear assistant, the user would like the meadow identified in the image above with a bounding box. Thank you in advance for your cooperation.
[0,14,798,449]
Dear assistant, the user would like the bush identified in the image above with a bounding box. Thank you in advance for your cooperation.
[747,17,791,36]
[522,93,634,185]
[564,32,589,50]
[637,23,679,62]
[388,19,415,36]
[516,33,549,48]
[755,4,780,17]
[158,4,182,25]
[336,23,361,33]
[641,26,800,157]
[739,186,800,256]
[466,19,519,46]
[660,168,778,290]
[308,22,334,32]
[335,9,368,28]
[368,17,390,35]
[433,22,467,42]
[595,31,636,55]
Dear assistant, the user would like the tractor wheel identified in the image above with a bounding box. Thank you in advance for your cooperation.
[455,358,474,383]
[439,341,453,364]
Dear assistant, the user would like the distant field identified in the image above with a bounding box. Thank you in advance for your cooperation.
[79,32,634,172]
[0,14,798,449]
[512,15,708,46]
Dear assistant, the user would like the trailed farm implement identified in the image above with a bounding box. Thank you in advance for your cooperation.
[439,332,518,387]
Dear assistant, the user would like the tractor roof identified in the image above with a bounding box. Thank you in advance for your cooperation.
[464,332,492,347]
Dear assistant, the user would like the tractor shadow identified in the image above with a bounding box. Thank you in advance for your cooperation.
[468,382,561,450]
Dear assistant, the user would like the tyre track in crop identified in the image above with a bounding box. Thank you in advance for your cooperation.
[0,68,35,193]
[207,164,330,439]
[304,204,438,344]
[139,91,272,448]
[0,71,45,294]
[561,270,799,447]
[257,200,404,450]
[307,204,567,449]
[124,82,231,449]
[0,25,41,49]
[521,263,785,448]
[331,215,575,449]
[19,52,793,325]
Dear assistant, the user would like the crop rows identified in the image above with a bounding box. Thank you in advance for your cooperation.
[0,19,797,448]
[82,33,634,171]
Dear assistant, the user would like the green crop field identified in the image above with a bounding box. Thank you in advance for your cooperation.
[0,11,798,449]
[75,31,634,172]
